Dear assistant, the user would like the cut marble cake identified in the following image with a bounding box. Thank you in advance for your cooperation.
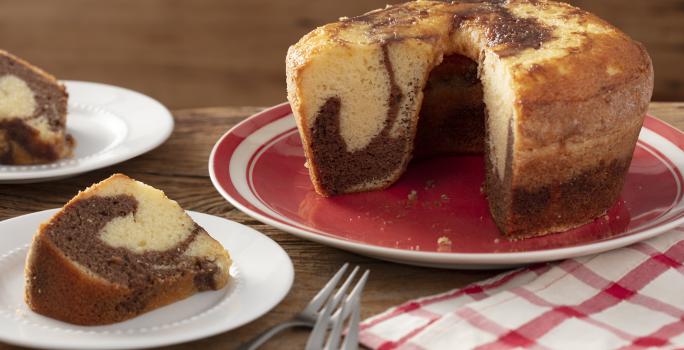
[0,50,74,165]
[286,0,654,238]
[25,174,231,325]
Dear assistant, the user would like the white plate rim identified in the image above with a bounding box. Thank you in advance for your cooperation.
[0,80,174,182]
[0,209,294,349]
[209,103,684,268]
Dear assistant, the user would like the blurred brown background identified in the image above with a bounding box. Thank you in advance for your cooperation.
[1,0,682,109]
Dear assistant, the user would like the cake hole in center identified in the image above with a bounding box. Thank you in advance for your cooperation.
[413,54,485,159]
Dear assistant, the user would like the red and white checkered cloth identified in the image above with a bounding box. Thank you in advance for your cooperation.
[359,228,684,349]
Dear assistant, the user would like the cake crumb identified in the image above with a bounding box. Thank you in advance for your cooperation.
[304,161,309,169]
[425,179,436,190]
[494,238,500,244]
[440,194,449,201]
[437,236,452,252]
[408,190,418,203]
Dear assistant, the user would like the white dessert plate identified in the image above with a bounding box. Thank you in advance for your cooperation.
[0,81,174,183]
[209,103,684,269]
[0,210,294,349]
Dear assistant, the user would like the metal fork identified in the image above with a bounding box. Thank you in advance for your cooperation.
[305,268,367,350]
[238,263,369,350]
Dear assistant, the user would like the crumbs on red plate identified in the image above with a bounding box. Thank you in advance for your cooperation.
[437,236,453,252]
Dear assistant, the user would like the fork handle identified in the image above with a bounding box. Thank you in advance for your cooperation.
[238,319,312,350]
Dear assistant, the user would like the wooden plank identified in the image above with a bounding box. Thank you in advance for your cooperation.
[0,0,681,108]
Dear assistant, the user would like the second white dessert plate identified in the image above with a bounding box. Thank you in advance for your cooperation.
[0,210,294,349]
[0,81,174,183]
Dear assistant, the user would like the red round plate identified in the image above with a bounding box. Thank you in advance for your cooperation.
[209,103,684,268]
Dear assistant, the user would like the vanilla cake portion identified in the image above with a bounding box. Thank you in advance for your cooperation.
[25,174,231,325]
[0,50,73,165]
[287,0,653,238]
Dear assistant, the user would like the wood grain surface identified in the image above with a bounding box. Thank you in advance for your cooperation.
[0,102,682,350]
[0,0,682,109]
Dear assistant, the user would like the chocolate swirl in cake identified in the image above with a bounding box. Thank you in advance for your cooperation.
[344,0,553,58]
[0,51,73,164]
[309,1,554,194]
[0,56,68,131]
[39,194,219,312]
[25,174,231,325]
[311,44,406,194]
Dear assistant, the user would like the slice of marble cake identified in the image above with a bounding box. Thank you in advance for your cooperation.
[25,174,232,325]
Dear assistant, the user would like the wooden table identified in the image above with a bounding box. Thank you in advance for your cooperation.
[3,0,684,107]
[1,102,682,350]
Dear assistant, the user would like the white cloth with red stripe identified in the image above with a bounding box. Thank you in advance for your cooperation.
[359,229,684,349]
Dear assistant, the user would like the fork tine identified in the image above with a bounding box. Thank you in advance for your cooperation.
[307,266,369,350]
[342,295,361,350]
[332,270,369,323]
[305,291,336,350]
[333,271,367,350]
[328,266,359,311]
[305,263,349,313]
[324,296,352,350]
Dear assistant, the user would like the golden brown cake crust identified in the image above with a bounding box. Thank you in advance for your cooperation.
[25,234,202,325]
[0,50,65,90]
[286,0,653,237]
[25,234,128,325]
